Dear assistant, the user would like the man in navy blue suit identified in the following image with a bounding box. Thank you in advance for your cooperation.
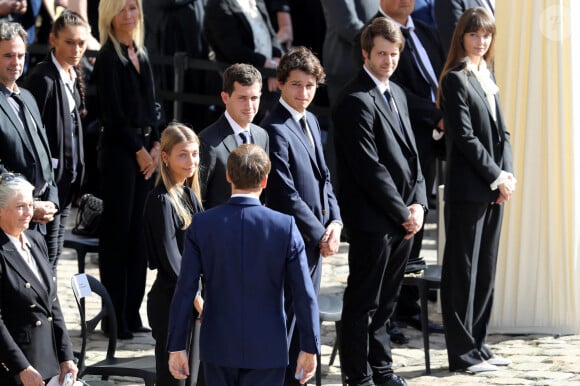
[167,144,320,386]
[260,46,342,385]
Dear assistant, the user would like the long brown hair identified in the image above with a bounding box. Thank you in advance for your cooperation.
[156,122,202,229]
[436,7,496,107]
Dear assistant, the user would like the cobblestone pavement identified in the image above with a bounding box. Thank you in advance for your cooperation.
[56,210,580,385]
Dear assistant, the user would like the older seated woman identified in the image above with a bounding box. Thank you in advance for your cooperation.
[0,173,79,386]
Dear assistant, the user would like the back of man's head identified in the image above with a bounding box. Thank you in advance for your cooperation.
[227,144,271,190]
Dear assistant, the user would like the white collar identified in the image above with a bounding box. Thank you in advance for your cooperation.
[279,97,305,123]
[224,111,252,136]
[463,57,499,96]
[51,52,77,88]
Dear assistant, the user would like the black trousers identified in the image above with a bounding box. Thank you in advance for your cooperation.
[98,141,152,334]
[440,202,503,370]
[340,230,411,386]
[147,281,203,386]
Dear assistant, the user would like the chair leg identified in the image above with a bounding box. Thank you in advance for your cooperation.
[418,283,431,374]
[315,352,322,386]
[77,248,87,273]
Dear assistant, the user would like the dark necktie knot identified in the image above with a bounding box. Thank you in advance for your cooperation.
[239,131,251,144]
[401,27,412,39]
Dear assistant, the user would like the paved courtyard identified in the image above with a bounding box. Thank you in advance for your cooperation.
[56,209,580,385]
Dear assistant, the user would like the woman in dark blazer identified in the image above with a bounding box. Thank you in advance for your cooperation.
[92,0,160,339]
[24,10,90,270]
[437,7,516,373]
[0,173,78,385]
[144,123,204,386]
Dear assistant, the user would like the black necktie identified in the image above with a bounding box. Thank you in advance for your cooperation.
[239,131,251,144]
[400,27,438,97]
[299,117,314,149]
[11,93,53,188]
[384,88,409,144]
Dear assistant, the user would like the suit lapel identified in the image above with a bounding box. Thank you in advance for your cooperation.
[1,238,51,311]
[0,93,36,152]
[249,123,267,149]
[467,75,501,137]
[371,86,412,152]
[218,116,239,153]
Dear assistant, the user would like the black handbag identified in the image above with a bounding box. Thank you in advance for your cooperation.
[72,193,103,237]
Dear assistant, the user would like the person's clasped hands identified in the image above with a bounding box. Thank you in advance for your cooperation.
[319,222,342,257]
[495,170,517,204]
[32,200,57,224]
[402,203,425,240]
[136,141,161,180]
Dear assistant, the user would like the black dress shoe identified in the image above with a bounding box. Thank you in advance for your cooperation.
[388,324,410,345]
[117,330,134,340]
[398,314,444,333]
[131,326,152,333]
[376,374,408,386]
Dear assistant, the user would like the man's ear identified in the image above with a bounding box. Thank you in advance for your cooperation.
[260,175,268,189]
[226,170,232,184]
[220,91,229,106]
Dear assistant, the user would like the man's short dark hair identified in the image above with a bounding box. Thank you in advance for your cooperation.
[223,63,263,95]
[0,21,27,44]
[360,17,404,56]
[276,46,325,85]
[227,144,271,190]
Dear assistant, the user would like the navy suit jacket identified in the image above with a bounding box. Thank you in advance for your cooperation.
[199,114,269,208]
[0,230,73,384]
[0,88,58,207]
[260,103,341,261]
[167,196,319,369]
[440,67,513,203]
[332,69,427,234]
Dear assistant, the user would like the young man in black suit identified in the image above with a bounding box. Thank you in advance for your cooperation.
[332,17,427,386]
[379,0,446,337]
[198,63,269,209]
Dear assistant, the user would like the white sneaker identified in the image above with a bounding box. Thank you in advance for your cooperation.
[466,362,498,373]
[488,355,512,366]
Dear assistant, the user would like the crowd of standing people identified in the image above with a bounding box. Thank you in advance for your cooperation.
[0,0,517,385]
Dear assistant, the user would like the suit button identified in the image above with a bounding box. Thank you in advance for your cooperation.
[47,317,53,322]
[322,209,327,215]
[35,321,42,327]
[25,282,31,288]
[30,304,36,309]
[52,276,56,281]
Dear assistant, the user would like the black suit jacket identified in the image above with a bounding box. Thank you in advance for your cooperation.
[390,18,445,135]
[199,114,269,208]
[0,230,73,384]
[440,67,513,203]
[0,88,58,207]
[204,0,283,66]
[332,69,427,234]
[24,59,85,200]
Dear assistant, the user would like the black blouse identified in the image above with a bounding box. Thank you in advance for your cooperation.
[92,40,160,153]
